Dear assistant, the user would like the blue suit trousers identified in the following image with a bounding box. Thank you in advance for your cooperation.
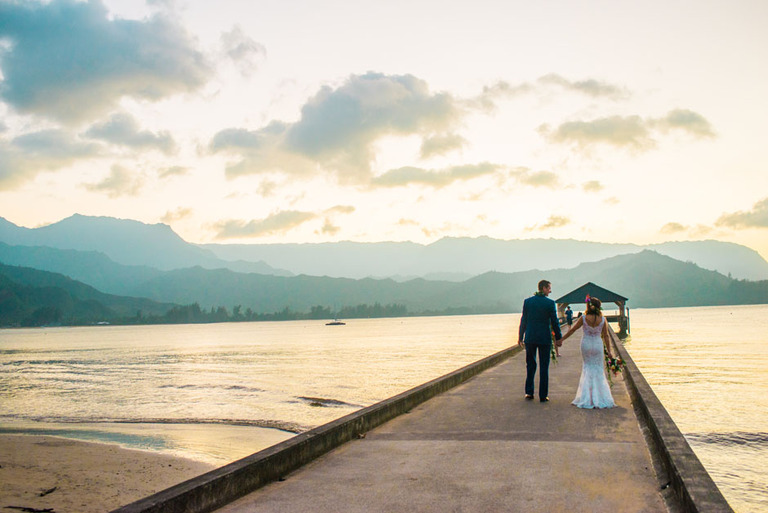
[525,343,551,399]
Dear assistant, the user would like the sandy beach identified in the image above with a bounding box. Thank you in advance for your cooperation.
[0,434,216,513]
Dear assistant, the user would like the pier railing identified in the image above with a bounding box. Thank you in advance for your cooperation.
[608,328,733,512]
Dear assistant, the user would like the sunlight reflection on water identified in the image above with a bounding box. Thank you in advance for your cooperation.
[2,306,767,511]
[626,304,768,513]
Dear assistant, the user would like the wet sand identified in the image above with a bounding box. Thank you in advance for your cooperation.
[0,434,215,513]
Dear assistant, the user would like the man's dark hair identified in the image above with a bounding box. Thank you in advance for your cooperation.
[538,280,551,292]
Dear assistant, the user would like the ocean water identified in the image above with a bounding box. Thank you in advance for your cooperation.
[1,306,766,512]
[625,305,768,513]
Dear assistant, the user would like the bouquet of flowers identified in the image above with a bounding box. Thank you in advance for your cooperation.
[550,330,558,364]
[603,347,625,385]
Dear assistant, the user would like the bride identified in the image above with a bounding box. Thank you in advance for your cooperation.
[559,296,616,409]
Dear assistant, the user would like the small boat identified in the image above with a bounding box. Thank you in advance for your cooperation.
[325,319,346,326]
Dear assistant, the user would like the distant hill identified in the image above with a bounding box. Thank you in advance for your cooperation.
[202,236,768,281]
[3,215,767,282]
[2,251,766,327]
[0,241,163,296]
[0,263,174,326]
[0,215,292,276]
[123,250,768,313]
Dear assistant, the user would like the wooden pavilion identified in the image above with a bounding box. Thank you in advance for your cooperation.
[555,282,630,338]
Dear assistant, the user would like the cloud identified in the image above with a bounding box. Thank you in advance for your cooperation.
[716,197,768,229]
[540,115,653,151]
[473,74,627,111]
[324,205,355,215]
[660,222,713,237]
[372,162,502,188]
[319,219,340,236]
[660,222,687,234]
[84,164,144,197]
[509,168,560,188]
[214,210,317,238]
[161,207,193,223]
[158,165,188,178]
[84,113,176,153]
[420,133,467,158]
[526,215,571,232]
[537,74,628,99]
[652,109,715,138]
[210,72,461,182]
[540,109,714,152]
[0,0,211,124]
[221,25,266,77]
[0,129,102,189]
[582,180,604,192]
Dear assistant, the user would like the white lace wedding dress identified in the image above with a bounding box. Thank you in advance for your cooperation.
[572,316,616,409]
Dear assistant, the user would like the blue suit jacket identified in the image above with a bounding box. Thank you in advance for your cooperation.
[519,294,562,345]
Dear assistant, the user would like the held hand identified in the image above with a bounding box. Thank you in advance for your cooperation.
[518,340,525,348]
[555,338,563,347]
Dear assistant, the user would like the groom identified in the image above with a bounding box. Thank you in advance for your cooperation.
[518,280,562,402]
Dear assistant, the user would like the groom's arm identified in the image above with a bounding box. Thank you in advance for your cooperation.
[549,302,562,341]
[518,300,528,346]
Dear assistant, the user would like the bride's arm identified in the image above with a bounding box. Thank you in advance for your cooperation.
[601,321,614,359]
[559,316,583,343]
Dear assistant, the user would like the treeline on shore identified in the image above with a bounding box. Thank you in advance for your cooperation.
[4,302,445,328]
[131,302,411,325]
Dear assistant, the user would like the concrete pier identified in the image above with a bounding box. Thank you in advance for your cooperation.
[112,328,732,513]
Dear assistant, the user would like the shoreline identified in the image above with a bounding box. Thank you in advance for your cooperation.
[0,424,296,513]
[0,434,216,513]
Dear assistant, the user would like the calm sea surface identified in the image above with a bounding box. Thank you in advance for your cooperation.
[1,305,766,512]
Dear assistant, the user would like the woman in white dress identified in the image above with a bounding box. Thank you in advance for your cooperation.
[559,296,616,409]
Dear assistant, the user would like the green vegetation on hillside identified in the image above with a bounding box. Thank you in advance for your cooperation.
[2,251,767,328]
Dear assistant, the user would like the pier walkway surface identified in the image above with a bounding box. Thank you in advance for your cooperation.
[215,331,672,513]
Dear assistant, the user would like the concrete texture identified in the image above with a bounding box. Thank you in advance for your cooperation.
[113,326,733,513]
[215,331,673,513]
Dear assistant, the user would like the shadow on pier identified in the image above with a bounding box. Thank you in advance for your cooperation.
[112,328,732,513]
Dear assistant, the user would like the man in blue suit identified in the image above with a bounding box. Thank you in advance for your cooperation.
[518,280,562,402]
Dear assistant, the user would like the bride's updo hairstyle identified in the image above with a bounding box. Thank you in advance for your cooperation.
[585,295,602,315]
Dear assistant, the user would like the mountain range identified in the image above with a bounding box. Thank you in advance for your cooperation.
[1,214,767,326]
[2,214,768,282]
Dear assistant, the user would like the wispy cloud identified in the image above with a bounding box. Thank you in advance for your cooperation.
[540,109,714,152]
[158,166,189,179]
[0,0,211,124]
[161,207,193,223]
[651,109,715,138]
[582,180,604,192]
[220,25,266,77]
[420,133,467,158]
[214,210,317,238]
[472,74,627,111]
[526,215,571,232]
[540,115,653,151]
[210,72,461,182]
[84,113,176,154]
[660,222,713,237]
[0,130,101,189]
[84,164,144,197]
[716,198,768,229]
[372,162,501,188]
[510,168,560,188]
[660,222,687,234]
[537,74,629,99]
[324,205,355,215]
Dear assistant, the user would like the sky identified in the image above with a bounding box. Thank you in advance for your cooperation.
[1,0,767,260]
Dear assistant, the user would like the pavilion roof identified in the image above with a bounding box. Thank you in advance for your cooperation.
[555,282,628,305]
